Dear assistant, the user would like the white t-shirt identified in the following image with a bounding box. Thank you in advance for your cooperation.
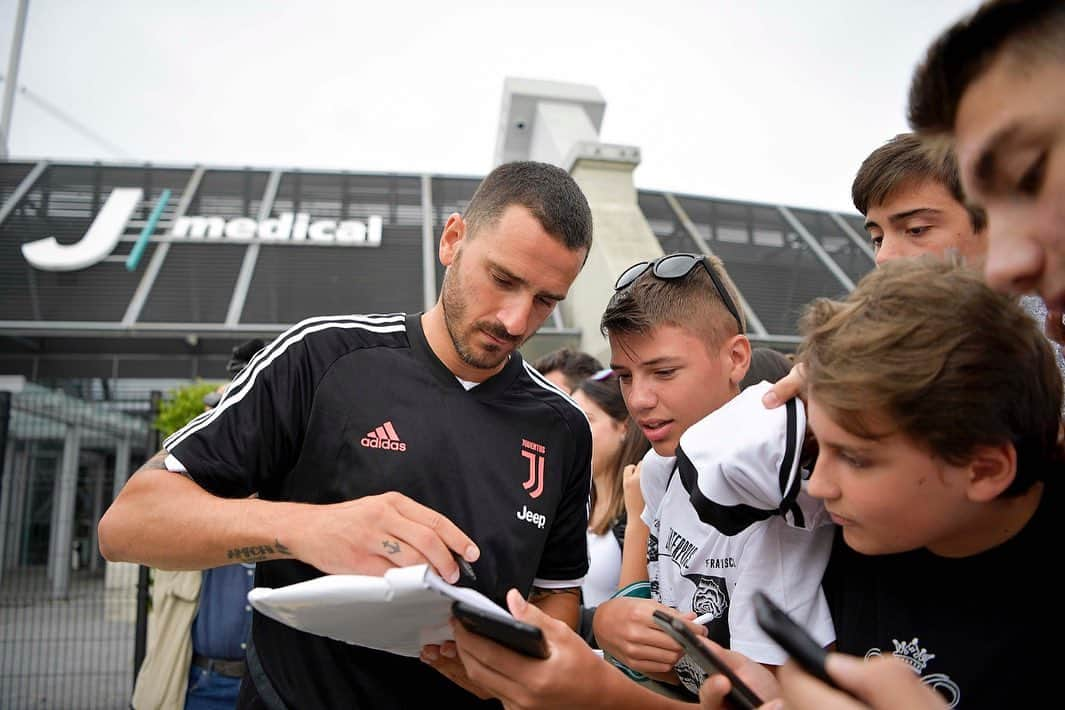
[640,382,835,694]
[583,529,622,607]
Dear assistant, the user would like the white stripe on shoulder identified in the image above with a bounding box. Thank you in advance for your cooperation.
[779,397,808,500]
[164,314,407,451]
[532,576,586,589]
[522,361,582,410]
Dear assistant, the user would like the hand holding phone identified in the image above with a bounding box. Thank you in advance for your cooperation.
[651,610,764,710]
[752,591,834,686]
[451,601,549,659]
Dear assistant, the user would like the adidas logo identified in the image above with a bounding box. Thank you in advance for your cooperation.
[360,421,407,452]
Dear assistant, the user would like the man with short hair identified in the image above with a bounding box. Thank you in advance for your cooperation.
[100,161,596,708]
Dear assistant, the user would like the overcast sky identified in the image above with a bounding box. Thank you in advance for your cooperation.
[0,0,979,214]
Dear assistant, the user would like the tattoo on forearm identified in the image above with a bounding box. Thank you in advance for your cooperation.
[529,586,580,602]
[381,540,401,555]
[227,538,292,563]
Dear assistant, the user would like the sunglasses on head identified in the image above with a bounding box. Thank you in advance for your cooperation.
[614,253,744,334]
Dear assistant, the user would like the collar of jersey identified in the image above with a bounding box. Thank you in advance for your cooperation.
[406,313,523,399]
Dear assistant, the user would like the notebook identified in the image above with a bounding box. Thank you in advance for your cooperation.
[247,563,510,657]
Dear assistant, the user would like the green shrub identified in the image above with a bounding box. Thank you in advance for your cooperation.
[154,381,222,439]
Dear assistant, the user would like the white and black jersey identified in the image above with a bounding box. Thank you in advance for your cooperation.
[640,382,834,695]
[164,313,592,709]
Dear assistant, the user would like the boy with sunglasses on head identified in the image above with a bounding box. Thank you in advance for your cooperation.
[592,252,834,697]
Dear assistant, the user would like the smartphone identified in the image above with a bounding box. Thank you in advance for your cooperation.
[651,610,763,710]
[451,601,549,659]
[752,591,834,687]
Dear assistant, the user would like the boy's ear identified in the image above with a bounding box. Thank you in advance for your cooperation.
[724,335,752,386]
[439,213,467,267]
[965,442,1017,503]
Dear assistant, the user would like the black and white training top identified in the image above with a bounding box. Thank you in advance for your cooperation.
[164,313,592,709]
[640,382,835,695]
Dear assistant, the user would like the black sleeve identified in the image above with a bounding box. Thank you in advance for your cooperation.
[163,320,353,499]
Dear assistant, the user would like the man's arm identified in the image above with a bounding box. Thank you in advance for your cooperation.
[97,450,478,582]
[529,586,580,629]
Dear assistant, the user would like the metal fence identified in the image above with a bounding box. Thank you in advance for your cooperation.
[0,383,154,709]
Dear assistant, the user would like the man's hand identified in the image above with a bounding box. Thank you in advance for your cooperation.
[592,597,703,675]
[420,641,492,699]
[695,639,780,709]
[761,363,805,409]
[763,654,947,710]
[284,491,478,583]
[451,590,622,709]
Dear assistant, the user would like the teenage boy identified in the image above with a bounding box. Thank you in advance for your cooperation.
[907,0,1065,309]
[590,253,834,697]
[852,132,986,267]
[802,257,1060,709]
[99,161,595,709]
[852,132,1065,367]
[701,258,1059,710]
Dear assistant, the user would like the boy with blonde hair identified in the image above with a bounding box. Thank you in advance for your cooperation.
[797,257,1062,709]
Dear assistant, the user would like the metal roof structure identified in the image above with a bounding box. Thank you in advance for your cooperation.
[0,159,874,381]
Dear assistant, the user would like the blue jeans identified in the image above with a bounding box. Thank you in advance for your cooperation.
[185,665,242,710]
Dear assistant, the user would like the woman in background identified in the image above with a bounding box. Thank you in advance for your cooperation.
[572,370,651,644]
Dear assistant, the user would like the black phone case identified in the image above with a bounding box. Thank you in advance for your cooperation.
[651,610,763,710]
[752,591,833,686]
[451,601,549,659]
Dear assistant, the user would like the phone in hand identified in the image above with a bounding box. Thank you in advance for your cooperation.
[451,601,549,659]
[752,591,835,687]
[651,610,764,710]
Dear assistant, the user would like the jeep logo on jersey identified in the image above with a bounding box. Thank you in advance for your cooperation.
[21,187,383,272]
[520,439,546,499]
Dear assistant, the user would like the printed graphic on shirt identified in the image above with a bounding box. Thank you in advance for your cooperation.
[674,656,705,698]
[866,638,961,708]
[663,528,698,568]
[361,420,407,452]
[682,572,731,650]
[520,438,547,499]
[515,504,547,529]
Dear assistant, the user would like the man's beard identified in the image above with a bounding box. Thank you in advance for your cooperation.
[441,254,521,370]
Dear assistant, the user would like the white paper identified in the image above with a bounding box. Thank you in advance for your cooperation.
[247,564,512,657]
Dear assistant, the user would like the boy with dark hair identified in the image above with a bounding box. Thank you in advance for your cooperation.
[534,347,604,393]
[592,253,833,696]
[850,132,986,266]
[907,0,1065,306]
[798,257,1061,709]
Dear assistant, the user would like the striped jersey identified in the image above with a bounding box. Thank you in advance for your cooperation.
[639,382,835,694]
[165,312,592,709]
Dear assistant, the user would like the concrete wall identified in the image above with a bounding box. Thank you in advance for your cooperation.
[565,156,663,363]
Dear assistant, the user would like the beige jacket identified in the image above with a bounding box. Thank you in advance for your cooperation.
[131,569,202,710]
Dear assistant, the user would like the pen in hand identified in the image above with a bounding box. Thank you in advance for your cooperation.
[453,551,477,584]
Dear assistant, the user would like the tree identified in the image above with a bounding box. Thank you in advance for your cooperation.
[153,381,221,439]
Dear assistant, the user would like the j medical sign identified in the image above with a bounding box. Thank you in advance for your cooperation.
[21,188,383,272]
